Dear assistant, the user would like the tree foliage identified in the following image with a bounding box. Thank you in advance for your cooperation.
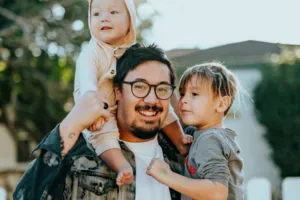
[254,46,300,178]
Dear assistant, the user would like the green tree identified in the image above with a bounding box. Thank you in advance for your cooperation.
[0,0,154,161]
[254,46,300,178]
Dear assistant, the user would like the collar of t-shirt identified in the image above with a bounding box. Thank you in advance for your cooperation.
[122,136,160,169]
[122,136,171,200]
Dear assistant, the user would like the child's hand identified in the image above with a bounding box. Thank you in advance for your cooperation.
[181,134,193,145]
[178,134,193,156]
[87,117,107,132]
[146,158,171,183]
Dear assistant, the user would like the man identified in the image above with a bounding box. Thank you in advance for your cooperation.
[13,44,184,200]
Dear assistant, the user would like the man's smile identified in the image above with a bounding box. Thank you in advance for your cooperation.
[137,110,160,121]
[139,110,157,117]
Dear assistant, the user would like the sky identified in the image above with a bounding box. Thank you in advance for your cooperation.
[139,0,300,50]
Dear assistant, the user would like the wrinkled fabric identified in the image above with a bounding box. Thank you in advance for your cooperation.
[13,125,183,200]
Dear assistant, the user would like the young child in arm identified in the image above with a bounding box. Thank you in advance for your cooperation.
[74,0,190,186]
[147,62,244,200]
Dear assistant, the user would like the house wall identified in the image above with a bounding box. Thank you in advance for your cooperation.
[0,124,16,169]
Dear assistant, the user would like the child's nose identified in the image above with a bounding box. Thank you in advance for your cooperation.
[180,96,188,105]
[100,13,109,22]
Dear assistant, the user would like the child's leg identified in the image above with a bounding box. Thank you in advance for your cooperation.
[87,117,134,185]
[162,105,193,156]
[100,148,133,185]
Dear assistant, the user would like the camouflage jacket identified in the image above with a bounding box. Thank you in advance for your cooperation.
[13,125,184,200]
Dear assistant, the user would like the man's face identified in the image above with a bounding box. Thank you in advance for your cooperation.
[115,61,171,141]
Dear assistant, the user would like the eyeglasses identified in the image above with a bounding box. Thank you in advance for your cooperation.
[122,81,176,100]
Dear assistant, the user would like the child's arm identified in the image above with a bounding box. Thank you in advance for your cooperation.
[75,51,99,95]
[162,120,192,155]
[147,159,228,200]
[147,133,231,200]
[75,50,108,131]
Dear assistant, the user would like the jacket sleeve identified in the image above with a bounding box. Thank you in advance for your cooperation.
[13,125,73,199]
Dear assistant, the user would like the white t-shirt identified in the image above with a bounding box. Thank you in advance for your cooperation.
[123,136,171,200]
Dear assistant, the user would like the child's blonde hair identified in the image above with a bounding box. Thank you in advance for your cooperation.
[179,62,239,115]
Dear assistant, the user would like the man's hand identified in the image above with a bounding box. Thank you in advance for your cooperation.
[146,158,172,184]
[70,91,110,131]
[59,91,110,155]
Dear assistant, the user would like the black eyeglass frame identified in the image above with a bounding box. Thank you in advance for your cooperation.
[122,81,176,100]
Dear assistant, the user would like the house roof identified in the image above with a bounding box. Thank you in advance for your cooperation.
[166,48,199,59]
[169,40,300,69]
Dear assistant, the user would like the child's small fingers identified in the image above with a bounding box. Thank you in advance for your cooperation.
[101,109,110,120]
[117,180,122,186]
[186,137,190,143]
[91,124,95,131]
[182,138,188,144]
[123,172,131,177]
[88,125,94,132]
[96,121,103,130]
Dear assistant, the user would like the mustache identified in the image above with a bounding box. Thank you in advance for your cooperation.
[135,104,163,112]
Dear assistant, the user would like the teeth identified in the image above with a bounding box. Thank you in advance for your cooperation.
[139,111,156,116]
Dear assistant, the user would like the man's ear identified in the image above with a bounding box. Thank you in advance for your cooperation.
[216,96,231,113]
[114,86,121,101]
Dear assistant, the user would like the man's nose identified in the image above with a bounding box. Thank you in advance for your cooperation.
[144,87,159,104]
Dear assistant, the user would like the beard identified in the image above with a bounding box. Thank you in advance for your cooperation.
[129,120,161,139]
[129,104,164,139]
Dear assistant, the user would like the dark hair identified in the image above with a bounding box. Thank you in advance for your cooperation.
[114,43,175,90]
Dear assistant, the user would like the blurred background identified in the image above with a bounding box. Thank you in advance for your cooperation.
[0,0,300,199]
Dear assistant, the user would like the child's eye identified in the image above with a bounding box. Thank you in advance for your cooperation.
[192,93,198,96]
[93,12,99,16]
[110,10,118,14]
[179,93,184,97]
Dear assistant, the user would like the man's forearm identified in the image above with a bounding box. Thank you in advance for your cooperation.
[163,171,228,200]
[59,118,82,157]
[57,91,110,157]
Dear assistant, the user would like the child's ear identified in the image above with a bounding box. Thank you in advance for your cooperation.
[216,96,231,113]
[114,86,121,101]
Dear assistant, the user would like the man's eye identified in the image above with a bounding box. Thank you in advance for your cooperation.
[111,10,118,14]
[158,88,167,92]
[134,85,146,89]
[93,12,99,16]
